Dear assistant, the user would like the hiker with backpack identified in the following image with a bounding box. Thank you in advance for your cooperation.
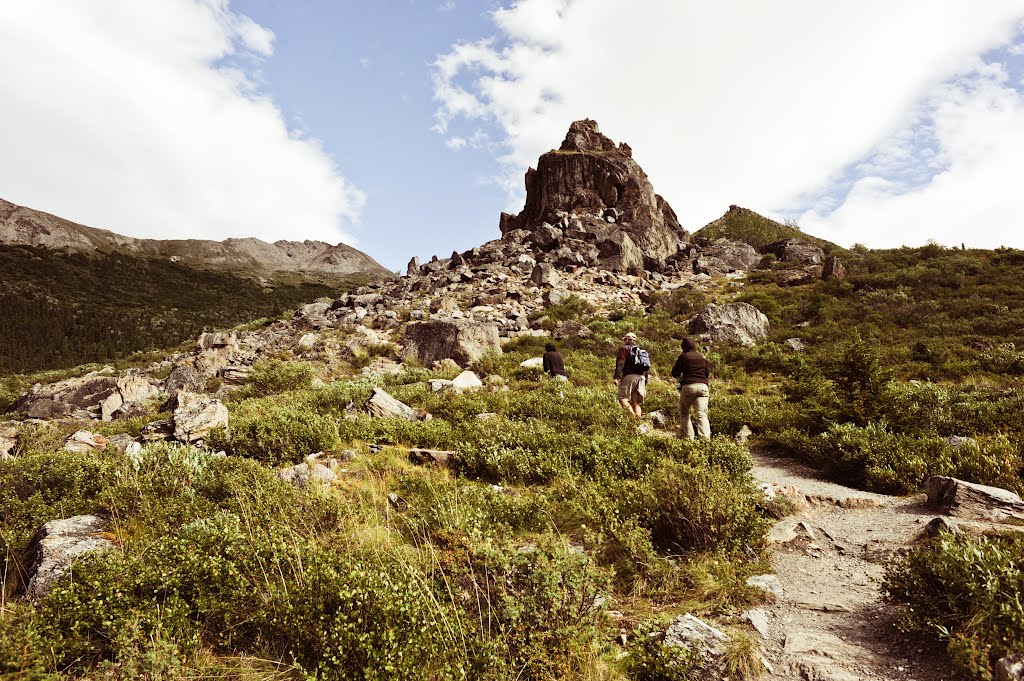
[614,332,650,417]
[671,337,711,439]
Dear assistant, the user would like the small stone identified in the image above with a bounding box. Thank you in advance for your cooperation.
[746,574,784,598]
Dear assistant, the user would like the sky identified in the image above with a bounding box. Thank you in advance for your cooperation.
[1,1,1023,271]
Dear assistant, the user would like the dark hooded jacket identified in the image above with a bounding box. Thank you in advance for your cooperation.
[671,338,710,385]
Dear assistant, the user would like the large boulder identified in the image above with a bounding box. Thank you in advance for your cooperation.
[822,255,847,281]
[1,422,18,460]
[364,387,419,421]
[695,239,760,274]
[21,514,114,600]
[690,303,770,347]
[499,119,690,272]
[173,391,228,444]
[402,319,502,367]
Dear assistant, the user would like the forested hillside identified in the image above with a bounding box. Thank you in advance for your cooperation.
[0,245,354,374]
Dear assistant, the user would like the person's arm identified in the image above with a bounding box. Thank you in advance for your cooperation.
[614,346,626,380]
[543,353,552,374]
[671,354,685,380]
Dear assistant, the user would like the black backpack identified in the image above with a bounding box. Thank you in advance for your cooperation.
[626,345,651,372]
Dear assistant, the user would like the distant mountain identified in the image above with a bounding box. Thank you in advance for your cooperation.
[0,197,391,281]
[693,205,845,254]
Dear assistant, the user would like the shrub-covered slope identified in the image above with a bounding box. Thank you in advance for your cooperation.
[0,244,356,374]
[693,205,844,254]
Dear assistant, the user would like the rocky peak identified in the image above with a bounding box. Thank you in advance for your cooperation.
[498,119,689,273]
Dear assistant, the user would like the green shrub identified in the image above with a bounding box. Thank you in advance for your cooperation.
[214,399,339,465]
[0,449,118,560]
[884,531,1024,679]
[625,623,699,680]
[631,460,769,556]
[772,424,1024,495]
[242,359,316,397]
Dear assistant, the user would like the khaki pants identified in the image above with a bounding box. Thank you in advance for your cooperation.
[679,383,710,440]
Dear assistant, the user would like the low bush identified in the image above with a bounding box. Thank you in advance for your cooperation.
[241,358,315,397]
[215,399,339,465]
[884,531,1024,679]
[772,424,1024,495]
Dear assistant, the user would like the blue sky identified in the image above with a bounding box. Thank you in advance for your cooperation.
[2,1,1024,271]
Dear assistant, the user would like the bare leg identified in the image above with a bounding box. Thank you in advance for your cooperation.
[619,398,633,414]
[632,402,643,418]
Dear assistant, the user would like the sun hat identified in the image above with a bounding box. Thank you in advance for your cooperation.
[624,332,637,341]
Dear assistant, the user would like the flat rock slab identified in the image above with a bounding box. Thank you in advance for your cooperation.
[364,388,419,421]
[925,475,1024,524]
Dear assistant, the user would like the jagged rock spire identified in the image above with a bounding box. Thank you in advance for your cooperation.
[499,119,689,273]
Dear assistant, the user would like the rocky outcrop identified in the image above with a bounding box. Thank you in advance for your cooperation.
[690,303,770,346]
[695,239,760,275]
[14,371,118,419]
[402,319,501,367]
[764,238,825,265]
[499,119,689,272]
[22,514,114,600]
[62,430,109,453]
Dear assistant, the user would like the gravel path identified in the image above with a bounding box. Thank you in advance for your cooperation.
[748,448,968,681]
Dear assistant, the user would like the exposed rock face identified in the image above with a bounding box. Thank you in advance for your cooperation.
[997,654,1024,681]
[663,613,729,678]
[14,372,118,420]
[173,391,228,444]
[694,239,760,275]
[22,514,114,600]
[690,303,770,346]
[765,238,825,265]
[499,119,690,272]
[402,319,502,367]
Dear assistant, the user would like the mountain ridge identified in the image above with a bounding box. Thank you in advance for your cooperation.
[0,197,391,281]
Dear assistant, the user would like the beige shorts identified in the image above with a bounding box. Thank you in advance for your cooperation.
[617,374,647,403]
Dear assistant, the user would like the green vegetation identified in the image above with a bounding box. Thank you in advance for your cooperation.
[3,239,1024,678]
[884,531,1024,678]
[0,244,352,374]
[692,206,844,254]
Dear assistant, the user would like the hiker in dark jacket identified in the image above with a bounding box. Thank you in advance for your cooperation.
[614,332,648,417]
[542,343,568,382]
[671,337,711,439]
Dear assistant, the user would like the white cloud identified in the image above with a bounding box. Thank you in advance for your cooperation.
[800,62,1024,249]
[432,0,1024,247]
[446,136,468,149]
[438,1,457,12]
[0,0,364,245]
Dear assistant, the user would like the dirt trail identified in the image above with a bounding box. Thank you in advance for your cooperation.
[748,448,967,681]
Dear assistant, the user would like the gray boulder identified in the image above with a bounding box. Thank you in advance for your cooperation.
[529,263,561,287]
[822,255,847,281]
[402,319,502,367]
[173,391,228,444]
[364,387,419,421]
[664,613,729,676]
[690,303,770,347]
[764,238,825,265]
[997,654,1024,681]
[277,462,337,489]
[22,514,114,600]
